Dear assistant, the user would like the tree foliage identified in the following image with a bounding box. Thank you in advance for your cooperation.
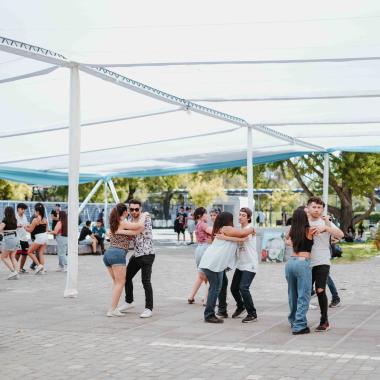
[283,152,380,232]
[187,175,226,207]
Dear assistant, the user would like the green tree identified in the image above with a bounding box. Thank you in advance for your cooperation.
[144,175,187,219]
[271,189,302,214]
[187,176,226,207]
[0,180,32,200]
[284,152,380,233]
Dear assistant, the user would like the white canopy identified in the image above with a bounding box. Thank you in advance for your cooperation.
[2,1,380,297]
[1,0,380,185]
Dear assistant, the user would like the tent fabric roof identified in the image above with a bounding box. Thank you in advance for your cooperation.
[1,1,380,185]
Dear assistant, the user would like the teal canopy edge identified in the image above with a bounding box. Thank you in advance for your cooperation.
[0,151,311,185]
[0,166,99,186]
[2,148,380,185]
[103,151,313,179]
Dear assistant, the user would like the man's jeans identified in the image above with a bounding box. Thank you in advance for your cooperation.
[202,269,224,320]
[327,275,340,302]
[285,257,312,332]
[125,254,155,310]
[217,271,228,314]
[230,269,257,317]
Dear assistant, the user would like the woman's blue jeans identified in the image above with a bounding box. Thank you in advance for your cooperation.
[285,257,312,332]
[202,269,224,320]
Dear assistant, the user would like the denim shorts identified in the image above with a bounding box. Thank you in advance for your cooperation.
[103,247,127,267]
[3,234,20,251]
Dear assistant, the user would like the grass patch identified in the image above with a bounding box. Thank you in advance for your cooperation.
[334,241,379,263]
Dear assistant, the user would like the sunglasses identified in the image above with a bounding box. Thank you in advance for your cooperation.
[129,208,140,212]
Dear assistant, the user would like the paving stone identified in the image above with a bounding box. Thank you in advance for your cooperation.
[1,249,380,379]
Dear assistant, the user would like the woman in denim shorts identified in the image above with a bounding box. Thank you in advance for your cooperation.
[0,206,20,279]
[103,203,147,317]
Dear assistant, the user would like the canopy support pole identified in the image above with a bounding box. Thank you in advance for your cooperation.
[64,64,81,298]
[322,153,330,215]
[108,179,120,204]
[104,181,109,229]
[78,179,103,214]
[246,127,255,224]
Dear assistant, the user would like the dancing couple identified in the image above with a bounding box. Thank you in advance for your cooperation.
[285,197,344,335]
[103,200,155,318]
[196,208,258,324]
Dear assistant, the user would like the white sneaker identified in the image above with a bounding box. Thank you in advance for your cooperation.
[140,308,153,318]
[7,271,19,280]
[309,303,318,310]
[106,308,125,317]
[63,266,67,272]
[118,302,135,313]
[35,265,44,275]
[56,267,64,272]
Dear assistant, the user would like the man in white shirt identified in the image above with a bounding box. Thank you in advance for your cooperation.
[15,203,29,273]
[307,197,344,332]
[230,208,258,323]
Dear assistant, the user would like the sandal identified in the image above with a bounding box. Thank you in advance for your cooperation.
[187,298,195,304]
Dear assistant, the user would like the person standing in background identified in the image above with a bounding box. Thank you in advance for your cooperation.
[51,210,68,272]
[186,206,196,245]
[15,203,29,274]
[0,206,20,279]
[50,204,61,232]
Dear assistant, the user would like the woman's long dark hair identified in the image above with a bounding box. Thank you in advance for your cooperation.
[109,203,128,234]
[35,203,45,218]
[59,211,68,236]
[193,207,207,222]
[289,207,310,253]
[212,211,234,238]
[3,206,17,229]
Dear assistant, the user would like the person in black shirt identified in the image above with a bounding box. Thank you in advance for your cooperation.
[78,220,97,253]
[174,206,187,245]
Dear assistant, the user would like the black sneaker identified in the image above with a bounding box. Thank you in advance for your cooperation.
[242,315,257,323]
[329,299,341,308]
[205,316,224,324]
[292,327,310,335]
[232,308,246,319]
[216,311,229,318]
[315,321,330,332]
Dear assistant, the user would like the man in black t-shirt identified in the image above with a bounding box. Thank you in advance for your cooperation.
[174,206,187,245]
[78,220,97,253]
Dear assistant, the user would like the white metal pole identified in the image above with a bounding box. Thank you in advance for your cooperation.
[64,64,81,298]
[104,181,109,229]
[107,179,120,203]
[246,127,255,224]
[322,153,329,215]
[78,179,103,214]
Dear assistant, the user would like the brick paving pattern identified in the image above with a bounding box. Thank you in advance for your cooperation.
[1,244,380,380]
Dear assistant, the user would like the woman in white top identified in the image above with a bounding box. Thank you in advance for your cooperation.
[229,208,258,323]
[199,212,255,323]
[25,204,48,274]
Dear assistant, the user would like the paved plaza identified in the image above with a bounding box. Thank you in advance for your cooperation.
[1,241,380,380]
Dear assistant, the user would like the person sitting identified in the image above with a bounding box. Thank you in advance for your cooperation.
[92,219,106,254]
[78,220,97,253]
[344,226,355,243]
